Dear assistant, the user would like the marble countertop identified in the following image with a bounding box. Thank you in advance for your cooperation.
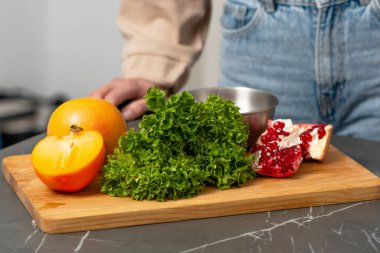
[1,131,379,253]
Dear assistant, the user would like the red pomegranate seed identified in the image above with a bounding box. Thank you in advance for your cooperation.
[280,130,290,136]
[318,126,326,139]
[261,134,270,144]
[268,142,278,150]
[300,133,312,142]
[270,134,278,141]
[273,121,285,130]
[268,128,276,135]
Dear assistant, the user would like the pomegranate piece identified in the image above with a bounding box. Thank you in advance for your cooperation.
[296,123,333,161]
[251,119,333,178]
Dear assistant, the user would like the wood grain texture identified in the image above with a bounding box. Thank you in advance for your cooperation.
[2,146,380,234]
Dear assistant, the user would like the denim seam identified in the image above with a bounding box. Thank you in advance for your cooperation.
[274,0,348,7]
[335,5,346,112]
[315,9,325,122]
[370,0,380,20]
[221,6,265,37]
[275,0,317,6]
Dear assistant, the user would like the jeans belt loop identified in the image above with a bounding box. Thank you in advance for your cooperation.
[359,0,370,5]
[261,0,275,12]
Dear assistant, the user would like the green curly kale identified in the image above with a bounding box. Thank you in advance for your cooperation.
[101,88,255,201]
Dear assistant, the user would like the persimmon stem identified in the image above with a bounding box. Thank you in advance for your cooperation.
[69,125,83,134]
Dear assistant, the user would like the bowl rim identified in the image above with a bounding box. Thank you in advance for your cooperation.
[187,86,279,114]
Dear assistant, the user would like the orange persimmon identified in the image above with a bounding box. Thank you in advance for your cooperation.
[32,126,105,192]
[47,97,127,155]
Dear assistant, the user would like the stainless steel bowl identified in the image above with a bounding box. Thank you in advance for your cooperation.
[189,87,278,149]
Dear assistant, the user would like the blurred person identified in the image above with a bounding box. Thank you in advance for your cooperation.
[90,0,380,140]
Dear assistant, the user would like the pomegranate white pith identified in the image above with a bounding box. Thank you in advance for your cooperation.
[251,119,333,178]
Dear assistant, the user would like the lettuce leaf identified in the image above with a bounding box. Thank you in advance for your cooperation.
[101,88,255,201]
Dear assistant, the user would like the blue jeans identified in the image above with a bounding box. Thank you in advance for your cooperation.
[219,0,380,140]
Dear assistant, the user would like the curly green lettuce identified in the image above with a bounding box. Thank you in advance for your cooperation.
[101,88,255,201]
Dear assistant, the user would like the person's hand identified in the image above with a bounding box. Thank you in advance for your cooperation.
[90,78,156,120]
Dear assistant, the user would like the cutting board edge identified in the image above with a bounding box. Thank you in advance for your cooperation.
[2,157,43,228]
[35,184,380,233]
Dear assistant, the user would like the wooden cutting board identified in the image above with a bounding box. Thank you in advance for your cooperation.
[3,146,380,234]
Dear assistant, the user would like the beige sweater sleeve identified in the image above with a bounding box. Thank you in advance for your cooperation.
[118,0,211,91]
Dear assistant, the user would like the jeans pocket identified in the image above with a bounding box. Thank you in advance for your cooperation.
[220,0,265,37]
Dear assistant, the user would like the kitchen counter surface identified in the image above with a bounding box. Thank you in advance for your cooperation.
[1,122,379,253]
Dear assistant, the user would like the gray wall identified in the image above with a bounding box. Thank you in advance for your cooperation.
[0,0,48,94]
[0,0,221,99]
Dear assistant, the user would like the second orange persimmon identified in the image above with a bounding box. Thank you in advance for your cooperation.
[47,97,127,155]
